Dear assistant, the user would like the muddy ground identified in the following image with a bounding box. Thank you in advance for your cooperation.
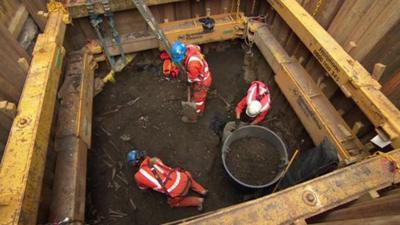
[226,137,280,186]
[86,42,309,225]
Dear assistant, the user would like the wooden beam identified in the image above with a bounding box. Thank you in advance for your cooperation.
[64,0,186,18]
[0,101,17,120]
[267,0,400,148]
[177,149,400,225]
[371,63,386,81]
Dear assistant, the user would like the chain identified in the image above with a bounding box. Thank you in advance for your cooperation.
[312,0,323,17]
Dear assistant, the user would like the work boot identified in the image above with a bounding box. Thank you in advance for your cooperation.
[181,116,197,123]
[197,198,205,211]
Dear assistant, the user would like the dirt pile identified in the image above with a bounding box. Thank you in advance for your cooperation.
[225,137,280,186]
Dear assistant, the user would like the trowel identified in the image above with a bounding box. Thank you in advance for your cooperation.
[181,86,198,122]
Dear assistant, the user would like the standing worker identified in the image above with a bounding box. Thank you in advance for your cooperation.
[170,41,213,123]
[127,150,208,210]
[236,81,271,125]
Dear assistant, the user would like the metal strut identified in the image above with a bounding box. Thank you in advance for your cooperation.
[130,0,187,75]
[86,0,116,71]
[101,0,126,64]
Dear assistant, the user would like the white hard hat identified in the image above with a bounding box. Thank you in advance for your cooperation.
[246,101,262,117]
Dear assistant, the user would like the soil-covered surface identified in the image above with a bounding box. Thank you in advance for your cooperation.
[86,42,310,225]
[225,137,280,186]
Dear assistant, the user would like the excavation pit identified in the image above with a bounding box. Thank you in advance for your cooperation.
[86,42,309,225]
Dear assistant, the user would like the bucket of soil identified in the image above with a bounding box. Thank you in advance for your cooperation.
[222,125,288,189]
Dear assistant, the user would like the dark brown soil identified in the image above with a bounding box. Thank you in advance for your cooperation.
[225,137,280,186]
[86,42,311,225]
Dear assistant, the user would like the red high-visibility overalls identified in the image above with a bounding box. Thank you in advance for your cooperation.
[184,44,212,115]
[134,157,206,208]
[235,81,271,124]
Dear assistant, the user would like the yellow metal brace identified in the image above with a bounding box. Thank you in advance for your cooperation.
[160,12,246,46]
[179,149,400,224]
[0,1,70,224]
[253,25,363,162]
[267,0,400,148]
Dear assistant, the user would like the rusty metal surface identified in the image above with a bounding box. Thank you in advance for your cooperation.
[49,47,96,223]
[55,49,96,148]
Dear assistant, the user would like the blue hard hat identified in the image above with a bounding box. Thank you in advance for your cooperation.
[170,41,187,63]
[127,150,139,163]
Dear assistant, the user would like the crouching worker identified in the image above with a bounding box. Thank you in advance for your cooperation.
[236,81,271,125]
[127,150,208,210]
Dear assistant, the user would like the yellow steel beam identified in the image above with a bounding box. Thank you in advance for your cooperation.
[64,0,186,18]
[254,25,363,163]
[267,0,400,148]
[160,13,245,45]
[90,12,245,58]
[0,2,70,225]
[177,149,400,225]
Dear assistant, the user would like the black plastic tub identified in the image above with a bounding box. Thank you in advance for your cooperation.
[222,125,288,190]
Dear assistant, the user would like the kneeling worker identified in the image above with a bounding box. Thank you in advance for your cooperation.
[170,41,213,122]
[128,150,208,210]
[235,81,271,125]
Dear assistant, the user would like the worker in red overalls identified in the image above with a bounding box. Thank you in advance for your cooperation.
[235,81,271,125]
[127,150,208,210]
[170,41,213,123]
